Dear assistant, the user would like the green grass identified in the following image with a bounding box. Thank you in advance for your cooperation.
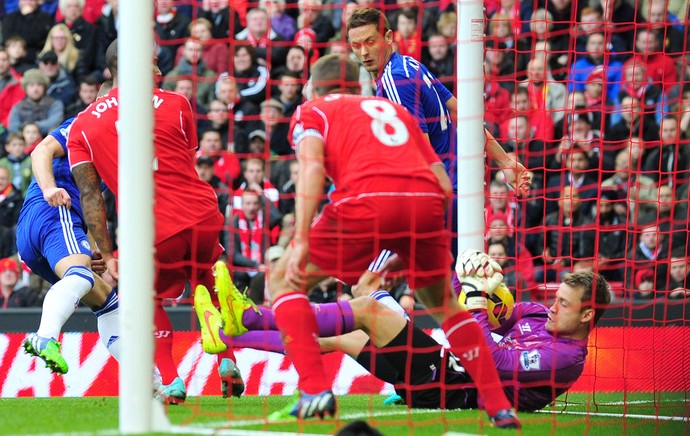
[0,392,688,435]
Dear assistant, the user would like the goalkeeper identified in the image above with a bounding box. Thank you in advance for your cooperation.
[196,250,610,412]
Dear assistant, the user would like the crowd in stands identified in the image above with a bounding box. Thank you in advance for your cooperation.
[0,0,689,309]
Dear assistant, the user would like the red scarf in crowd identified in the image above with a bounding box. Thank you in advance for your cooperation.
[237,211,264,263]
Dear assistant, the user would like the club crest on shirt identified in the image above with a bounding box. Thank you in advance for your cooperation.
[81,240,91,252]
[520,350,541,371]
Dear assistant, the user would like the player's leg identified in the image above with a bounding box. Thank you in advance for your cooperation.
[268,244,335,418]
[191,214,246,399]
[81,274,120,361]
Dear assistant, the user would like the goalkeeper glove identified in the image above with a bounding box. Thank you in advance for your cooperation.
[456,249,503,279]
[460,273,505,312]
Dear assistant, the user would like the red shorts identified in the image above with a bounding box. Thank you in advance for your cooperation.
[155,213,224,299]
[308,194,450,288]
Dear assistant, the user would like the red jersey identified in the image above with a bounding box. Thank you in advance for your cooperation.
[288,94,442,204]
[68,88,221,244]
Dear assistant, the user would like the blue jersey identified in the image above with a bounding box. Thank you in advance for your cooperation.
[22,118,85,222]
[376,52,456,188]
[16,118,94,284]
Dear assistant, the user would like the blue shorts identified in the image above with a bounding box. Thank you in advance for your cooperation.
[16,204,92,285]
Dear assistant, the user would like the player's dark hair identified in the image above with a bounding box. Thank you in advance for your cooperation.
[347,8,391,34]
[105,39,118,80]
[563,271,610,326]
[310,54,360,96]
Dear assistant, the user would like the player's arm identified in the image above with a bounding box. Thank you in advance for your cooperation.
[285,135,325,289]
[445,96,531,197]
[31,135,71,208]
[72,162,116,277]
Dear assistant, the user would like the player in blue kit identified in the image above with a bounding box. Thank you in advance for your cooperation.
[16,117,120,374]
[346,8,532,251]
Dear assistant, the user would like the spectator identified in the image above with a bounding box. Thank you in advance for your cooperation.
[197,129,241,188]
[0,166,23,250]
[198,0,244,40]
[625,27,678,93]
[260,0,296,41]
[596,0,643,45]
[180,18,229,75]
[0,257,37,307]
[485,40,515,91]
[297,0,335,44]
[195,155,230,216]
[65,74,99,118]
[435,11,456,47]
[278,159,298,216]
[539,185,596,283]
[423,34,454,93]
[230,189,282,291]
[486,179,517,231]
[94,0,119,80]
[8,69,64,135]
[293,27,320,67]
[501,115,548,181]
[0,49,20,95]
[0,133,31,194]
[501,86,555,145]
[485,210,536,292]
[678,85,690,139]
[546,147,599,216]
[580,66,611,136]
[626,222,669,300]
[58,0,98,81]
[280,45,308,78]
[573,6,629,61]
[642,115,690,188]
[234,7,288,69]
[5,36,34,75]
[155,0,191,65]
[645,0,686,55]
[215,73,262,155]
[601,149,657,221]
[606,94,659,143]
[638,184,688,254]
[247,129,266,155]
[163,38,218,110]
[232,44,268,107]
[40,24,81,79]
[568,32,624,105]
[38,51,78,106]
[21,122,43,154]
[392,8,420,59]
[205,99,230,147]
[618,59,666,126]
[275,70,302,119]
[232,157,279,214]
[486,240,527,295]
[665,249,690,299]
[594,189,627,282]
[260,98,291,156]
[2,0,54,64]
[521,56,566,123]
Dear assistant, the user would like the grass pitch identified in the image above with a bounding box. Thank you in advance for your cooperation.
[0,392,688,435]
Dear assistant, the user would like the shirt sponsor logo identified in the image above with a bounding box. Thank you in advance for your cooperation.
[520,350,541,371]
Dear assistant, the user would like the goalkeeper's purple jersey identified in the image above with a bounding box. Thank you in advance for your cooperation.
[474,302,589,411]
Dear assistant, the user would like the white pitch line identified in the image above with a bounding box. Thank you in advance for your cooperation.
[536,409,690,422]
[592,399,686,406]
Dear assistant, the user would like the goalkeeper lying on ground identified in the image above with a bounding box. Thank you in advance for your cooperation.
[195,250,610,414]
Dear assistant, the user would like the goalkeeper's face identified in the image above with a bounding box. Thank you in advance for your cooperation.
[546,283,593,337]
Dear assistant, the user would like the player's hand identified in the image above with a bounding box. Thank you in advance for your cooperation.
[44,187,72,208]
[105,256,119,281]
[456,249,503,279]
[91,250,107,275]
[285,240,308,291]
[461,275,488,311]
[502,162,532,198]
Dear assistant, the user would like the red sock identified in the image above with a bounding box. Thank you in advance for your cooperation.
[154,301,178,385]
[273,292,329,394]
[443,311,511,416]
[218,349,236,363]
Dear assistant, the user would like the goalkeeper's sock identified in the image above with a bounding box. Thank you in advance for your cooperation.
[221,330,287,353]
[273,292,329,394]
[92,289,120,361]
[442,311,511,416]
[369,290,409,320]
[242,301,355,337]
[217,349,237,366]
[37,266,94,339]
[153,301,179,385]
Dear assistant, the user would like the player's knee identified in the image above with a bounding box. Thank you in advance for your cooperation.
[350,296,377,329]
[64,265,95,298]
